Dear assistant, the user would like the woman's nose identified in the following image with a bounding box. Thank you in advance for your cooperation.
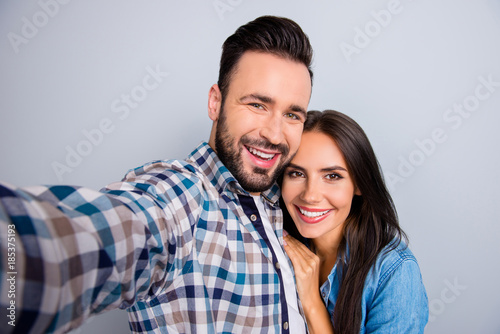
[299,179,322,204]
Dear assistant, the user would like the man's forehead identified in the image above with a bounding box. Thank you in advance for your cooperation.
[228,51,312,103]
[234,51,310,76]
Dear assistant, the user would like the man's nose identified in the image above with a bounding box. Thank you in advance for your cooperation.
[260,112,285,145]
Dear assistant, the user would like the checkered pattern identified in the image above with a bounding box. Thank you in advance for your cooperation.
[0,142,293,333]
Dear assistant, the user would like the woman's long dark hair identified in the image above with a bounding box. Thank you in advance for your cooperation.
[282,110,407,334]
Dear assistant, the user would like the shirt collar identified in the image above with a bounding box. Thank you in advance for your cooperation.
[187,142,281,205]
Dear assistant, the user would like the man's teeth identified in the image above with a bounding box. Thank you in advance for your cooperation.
[299,208,330,218]
[248,147,275,160]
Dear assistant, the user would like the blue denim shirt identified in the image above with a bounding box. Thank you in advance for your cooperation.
[320,240,429,333]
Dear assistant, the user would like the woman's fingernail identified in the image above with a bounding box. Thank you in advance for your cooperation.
[283,230,289,237]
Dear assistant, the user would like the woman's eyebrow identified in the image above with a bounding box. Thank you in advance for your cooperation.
[287,163,348,173]
[286,163,305,171]
[320,166,348,172]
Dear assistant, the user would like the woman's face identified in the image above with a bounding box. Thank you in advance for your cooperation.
[281,131,359,241]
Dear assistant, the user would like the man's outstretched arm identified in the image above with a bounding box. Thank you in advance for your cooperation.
[0,176,177,334]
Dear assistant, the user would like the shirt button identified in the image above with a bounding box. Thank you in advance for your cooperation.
[283,322,289,330]
[275,262,281,270]
[322,291,326,298]
[250,214,257,221]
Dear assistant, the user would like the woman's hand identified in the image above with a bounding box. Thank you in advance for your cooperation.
[283,232,334,334]
[283,233,321,305]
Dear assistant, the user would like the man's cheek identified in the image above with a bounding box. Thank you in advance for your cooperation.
[289,139,301,157]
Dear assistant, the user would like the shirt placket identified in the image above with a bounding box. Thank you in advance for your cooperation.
[237,194,290,333]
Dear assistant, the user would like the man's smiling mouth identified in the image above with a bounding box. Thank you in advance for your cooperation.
[247,146,277,161]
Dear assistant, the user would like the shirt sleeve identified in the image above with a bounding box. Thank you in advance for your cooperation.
[0,163,200,333]
[364,257,429,334]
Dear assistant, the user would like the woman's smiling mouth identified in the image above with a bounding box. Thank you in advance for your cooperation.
[295,205,333,224]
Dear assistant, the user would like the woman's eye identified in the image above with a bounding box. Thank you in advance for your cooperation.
[325,173,342,180]
[287,171,304,178]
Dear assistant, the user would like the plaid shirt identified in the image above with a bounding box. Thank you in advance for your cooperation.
[0,142,301,333]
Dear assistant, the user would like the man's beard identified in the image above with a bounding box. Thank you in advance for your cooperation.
[215,106,292,193]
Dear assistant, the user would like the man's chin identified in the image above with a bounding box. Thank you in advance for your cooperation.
[238,167,279,193]
[240,181,274,194]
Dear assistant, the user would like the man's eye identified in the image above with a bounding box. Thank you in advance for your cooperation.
[284,113,299,120]
[249,103,264,109]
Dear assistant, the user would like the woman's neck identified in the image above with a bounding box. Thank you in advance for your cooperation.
[312,230,344,285]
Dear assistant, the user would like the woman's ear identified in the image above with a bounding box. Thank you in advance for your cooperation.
[354,186,361,196]
[208,84,222,121]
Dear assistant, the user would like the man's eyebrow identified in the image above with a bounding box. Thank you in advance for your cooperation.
[240,94,307,118]
[240,94,273,104]
[290,105,307,118]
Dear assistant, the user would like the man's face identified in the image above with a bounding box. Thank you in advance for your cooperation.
[208,51,312,194]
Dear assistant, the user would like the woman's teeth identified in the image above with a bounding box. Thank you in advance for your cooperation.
[299,208,330,218]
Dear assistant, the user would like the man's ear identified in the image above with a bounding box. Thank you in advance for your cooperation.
[208,84,222,121]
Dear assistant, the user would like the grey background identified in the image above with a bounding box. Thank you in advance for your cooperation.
[1,0,499,333]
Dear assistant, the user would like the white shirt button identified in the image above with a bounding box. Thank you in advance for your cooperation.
[250,214,257,221]
[283,322,289,330]
[275,262,281,270]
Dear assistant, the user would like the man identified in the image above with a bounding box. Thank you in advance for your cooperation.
[0,16,313,333]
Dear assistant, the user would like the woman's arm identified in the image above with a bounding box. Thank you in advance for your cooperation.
[284,234,335,334]
[364,256,429,333]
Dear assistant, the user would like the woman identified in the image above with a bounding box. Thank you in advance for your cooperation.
[281,110,428,333]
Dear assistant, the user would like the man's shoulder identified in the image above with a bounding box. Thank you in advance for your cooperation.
[124,158,200,180]
[106,143,230,205]
[123,142,217,182]
[118,159,208,200]
[125,144,201,176]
